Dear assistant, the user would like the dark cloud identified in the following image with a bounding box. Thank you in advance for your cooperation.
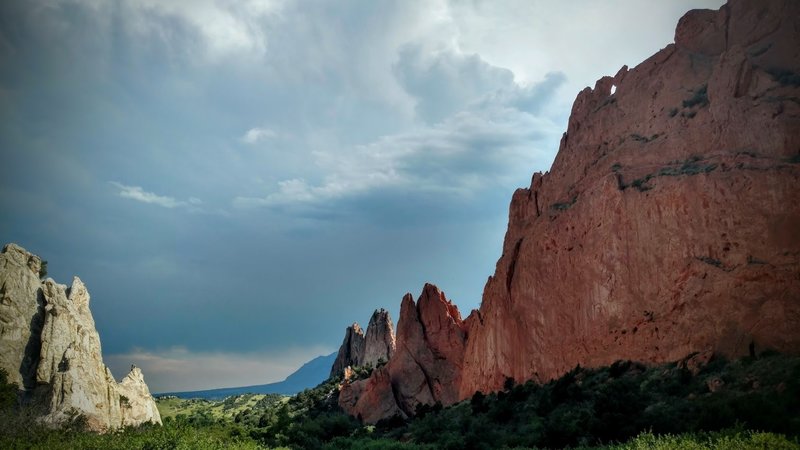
[394,43,515,123]
[0,0,724,390]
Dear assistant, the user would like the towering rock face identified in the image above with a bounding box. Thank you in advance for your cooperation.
[331,309,397,377]
[362,309,395,367]
[460,0,800,397]
[339,284,467,422]
[330,323,365,376]
[340,0,800,422]
[0,243,161,431]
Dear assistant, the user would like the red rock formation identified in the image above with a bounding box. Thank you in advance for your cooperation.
[460,0,800,397]
[330,323,365,377]
[340,0,800,422]
[340,284,467,420]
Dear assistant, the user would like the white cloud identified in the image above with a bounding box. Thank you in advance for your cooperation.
[105,345,333,393]
[122,0,285,60]
[240,127,278,144]
[233,52,565,212]
[110,182,202,211]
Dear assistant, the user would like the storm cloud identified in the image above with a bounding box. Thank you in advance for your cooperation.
[0,0,724,391]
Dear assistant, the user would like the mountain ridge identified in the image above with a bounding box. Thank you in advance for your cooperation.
[158,351,336,400]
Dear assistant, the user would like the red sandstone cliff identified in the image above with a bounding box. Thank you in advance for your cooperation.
[460,0,800,397]
[342,0,800,422]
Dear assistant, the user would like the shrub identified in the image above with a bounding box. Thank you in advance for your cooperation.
[683,84,709,108]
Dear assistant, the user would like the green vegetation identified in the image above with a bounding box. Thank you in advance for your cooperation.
[551,195,578,211]
[1,354,799,449]
[697,256,724,268]
[618,156,717,192]
[157,393,285,422]
[0,414,264,450]
[38,260,48,279]
[682,84,709,108]
[611,430,799,450]
[767,68,800,87]
[0,369,18,410]
[630,133,660,143]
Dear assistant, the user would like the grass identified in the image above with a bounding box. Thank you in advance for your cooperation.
[156,393,287,421]
[2,353,799,449]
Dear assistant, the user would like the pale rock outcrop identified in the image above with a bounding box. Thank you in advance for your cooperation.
[0,243,44,391]
[118,366,161,427]
[330,323,365,377]
[331,309,397,377]
[362,309,395,367]
[0,243,161,431]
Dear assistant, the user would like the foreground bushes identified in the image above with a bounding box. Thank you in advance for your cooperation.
[1,353,799,449]
[0,413,263,450]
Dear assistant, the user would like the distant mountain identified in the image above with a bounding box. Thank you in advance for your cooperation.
[157,352,337,400]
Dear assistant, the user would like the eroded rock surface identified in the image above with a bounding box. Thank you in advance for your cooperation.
[340,284,466,421]
[362,309,395,367]
[340,0,800,422]
[0,243,161,431]
[461,0,800,397]
[330,323,365,377]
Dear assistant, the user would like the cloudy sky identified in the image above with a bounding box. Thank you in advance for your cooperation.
[0,0,724,392]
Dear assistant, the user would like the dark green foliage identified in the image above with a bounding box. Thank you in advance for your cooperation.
[360,353,800,449]
[629,176,653,191]
[2,355,799,449]
[767,67,800,87]
[551,195,578,211]
[697,256,723,268]
[683,84,709,108]
[630,133,660,143]
[668,107,678,117]
[0,413,263,449]
[619,156,717,192]
[0,369,18,410]
[39,260,48,279]
[614,430,800,449]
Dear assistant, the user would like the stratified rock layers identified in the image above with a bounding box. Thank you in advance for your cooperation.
[460,0,800,397]
[341,0,800,422]
[0,243,161,431]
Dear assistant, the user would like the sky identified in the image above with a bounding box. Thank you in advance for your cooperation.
[0,0,725,392]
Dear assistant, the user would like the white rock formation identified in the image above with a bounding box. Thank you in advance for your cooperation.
[362,309,395,367]
[0,243,161,431]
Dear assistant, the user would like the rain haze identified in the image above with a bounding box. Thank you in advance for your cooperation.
[0,0,724,392]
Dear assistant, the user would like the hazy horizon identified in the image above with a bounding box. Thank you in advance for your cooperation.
[0,0,724,392]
